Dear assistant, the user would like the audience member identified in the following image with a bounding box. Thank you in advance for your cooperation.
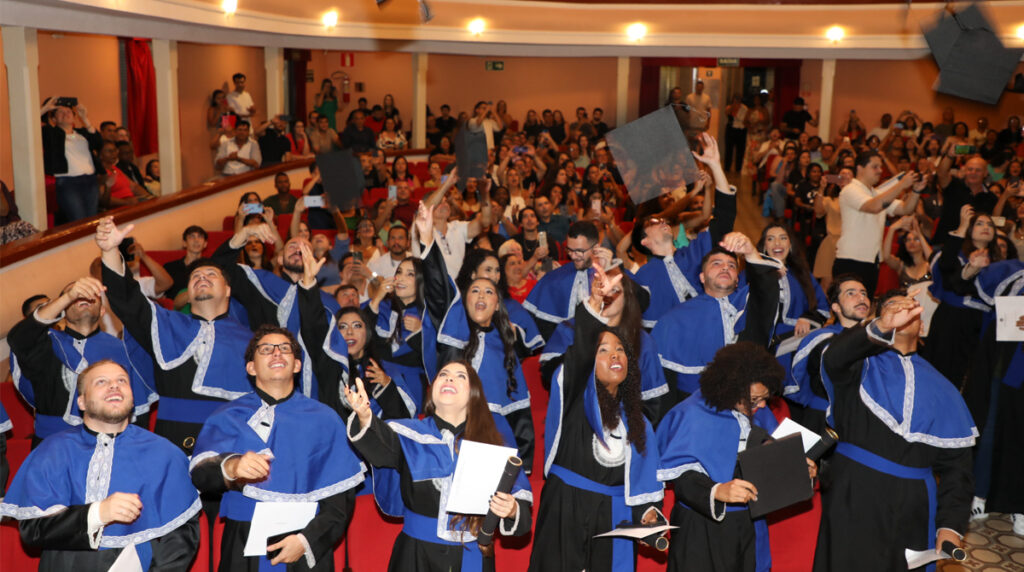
[215,120,262,176]
[40,99,103,223]
[225,72,256,119]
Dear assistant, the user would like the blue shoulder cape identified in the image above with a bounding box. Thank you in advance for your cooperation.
[974,259,1024,305]
[821,348,978,448]
[375,298,430,414]
[652,288,749,395]
[506,299,544,351]
[540,320,669,402]
[190,392,366,522]
[0,425,201,570]
[928,250,991,311]
[634,231,713,328]
[238,266,342,398]
[522,264,592,324]
[11,329,157,439]
[785,324,844,408]
[369,414,532,544]
[0,401,10,434]
[544,366,663,507]
[774,271,829,335]
[435,301,530,415]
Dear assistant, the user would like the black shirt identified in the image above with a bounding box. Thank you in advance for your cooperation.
[932,178,999,245]
[434,116,457,136]
[340,125,377,153]
[783,109,813,137]
[258,127,291,165]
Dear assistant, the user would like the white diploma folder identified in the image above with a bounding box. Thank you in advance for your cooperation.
[242,501,317,557]
[595,524,677,540]
[995,296,1024,342]
[444,440,518,516]
[107,543,143,572]
[772,417,822,454]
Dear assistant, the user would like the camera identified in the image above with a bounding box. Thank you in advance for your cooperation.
[55,96,78,109]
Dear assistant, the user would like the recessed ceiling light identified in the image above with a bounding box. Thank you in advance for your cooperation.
[221,0,237,15]
[468,18,485,36]
[322,10,339,29]
[627,23,647,42]
[1017,24,1024,40]
[826,26,845,43]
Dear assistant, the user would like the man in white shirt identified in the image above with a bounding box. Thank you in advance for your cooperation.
[225,72,256,119]
[215,121,262,176]
[968,117,989,149]
[685,79,713,131]
[409,177,492,279]
[724,94,748,172]
[832,150,924,294]
[367,224,410,279]
[866,113,893,142]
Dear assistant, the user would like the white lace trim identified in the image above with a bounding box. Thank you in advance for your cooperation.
[522,332,544,351]
[657,461,707,483]
[788,331,836,394]
[543,367,566,477]
[436,332,468,350]
[387,421,446,445]
[498,500,521,536]
[488,397,531,416]
[242,466,367,502]
[100,497,202,548]
[0,419,11,433]
[779,275,796,326]
[664,256,698,303]
[538,352,560,365]
[592,419,627,468]
[0,502,68,520]
[658,355,706,375]
[567,270,590,320]
[718,297,741,345]
[641,383,670,401]
[623,420,664,506]
[247,402,276,443]
[188,450,221,472]
[522,300,565,324]
[85,433,115,503]
[471,332,486,372]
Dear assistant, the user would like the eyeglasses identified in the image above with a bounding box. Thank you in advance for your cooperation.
[565,244,595,256]
[255,343,294,355]
[750,393,770,406]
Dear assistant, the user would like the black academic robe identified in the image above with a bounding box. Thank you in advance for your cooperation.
[813,326,974,572]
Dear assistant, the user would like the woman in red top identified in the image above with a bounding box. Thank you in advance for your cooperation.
[98,141,151,208]
[502,252,537,303]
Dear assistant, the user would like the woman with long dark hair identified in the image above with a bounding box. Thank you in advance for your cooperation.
[756,224,829,339]
[456,248,545,352]
[391,155,421,188]
[882,215,934,288]
[923,205,1003,385]
[529,265,665,572]
[314,78,339,130]
[345,360,532,570]
[416,206,538,473]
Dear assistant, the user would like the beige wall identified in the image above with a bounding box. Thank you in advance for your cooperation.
[0,29,12,190]
[806,58,1024,142]
[37,32,122,133]
[306,50,413,128]
[177,42,267,189]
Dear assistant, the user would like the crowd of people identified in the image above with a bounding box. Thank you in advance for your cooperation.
[1,77,1023,572]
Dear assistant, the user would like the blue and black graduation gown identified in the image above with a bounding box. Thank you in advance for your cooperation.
[655,391,779,572]
[964,259,1024,511]
[0,424,201,571]
[783,323,844,434]
[347,412,532,572]
[8,310,157,446]
[652,257,782,405]
[102,263,253,455]
[814,323,977,572]
[632,189,737,329]
[522,262,593,341]
[0,402,12,493]
[213,241,342,401]
[505,298,544,353]
[296,282,418,421]
[529,302,664,572]
[921,236,993,385]
[190,388,366,571]
[540,319,670,425]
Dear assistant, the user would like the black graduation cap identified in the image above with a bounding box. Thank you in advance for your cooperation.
[454,123,489,191]
[922,4,1024,105]
[605,105,701,207]
[317,149,365,211]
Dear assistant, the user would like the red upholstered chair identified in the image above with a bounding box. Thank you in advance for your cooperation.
[1,382,34,439]
[276,213,293,240]
[310,229,336,246]
[202,231,234,257]
[221,216,234,231]
[0,519,40,570]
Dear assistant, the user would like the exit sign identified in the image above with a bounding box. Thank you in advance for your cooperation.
[485,61,504,71]
[718,58,740,67]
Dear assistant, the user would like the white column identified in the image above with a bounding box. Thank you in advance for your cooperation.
[3,27,46,229]
[151,39,182,195]
[411,53,428,149]
[616,56,630,128]
[264,47,284,118]
[819,59,837,141]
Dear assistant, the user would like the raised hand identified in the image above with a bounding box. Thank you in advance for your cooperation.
[691,133,722,166]
[877,293,923,333]
[95,216,134,253]
[403,314,422,335]
[365,358,392,387]
[588,262,623,313]
[64,277,106,303]
[298,242,325,288]
[414,202,435,246]
[98,492,143,525]
[342,377,374,429]
[719,231,755,257]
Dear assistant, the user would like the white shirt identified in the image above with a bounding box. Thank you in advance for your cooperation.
[62,131,95,177]
[835,179,904,263]
[216,137,262,175]
[729,105,748,129]
[867,127,891,142]
[467,117,500,150]
[367,251,405,279]
[685,92,713,128]
[226,90,255,118]
[411,220,470,280]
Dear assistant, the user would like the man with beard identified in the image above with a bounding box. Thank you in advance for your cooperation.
[212,224,342,402]
[1,360,201,571]
[651,232,782,406]
[813,290,976,571]
[8,277,156,446]
[190,326,365,570]
[523,221,607,340]
[367,224,410,280]
[784,274,872,433]
[97,216,255,455]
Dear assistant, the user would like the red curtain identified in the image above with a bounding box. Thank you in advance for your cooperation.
[123,38,159,156]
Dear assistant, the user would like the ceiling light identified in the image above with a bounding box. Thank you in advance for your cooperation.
[627,23,647,42]
[826,26,845,43]
[1017,24,1024,40]
[221,0,237,15]
[322,10,339,29]
[468,18,485,36]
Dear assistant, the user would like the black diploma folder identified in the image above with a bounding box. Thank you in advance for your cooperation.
[737,434,813,518]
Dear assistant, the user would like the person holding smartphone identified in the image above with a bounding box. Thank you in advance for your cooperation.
[40,97,104,223]
[467,100,504,151]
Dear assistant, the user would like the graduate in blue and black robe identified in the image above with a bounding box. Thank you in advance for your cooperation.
[346,360,533,572]
[755,224,829,344]
[814,290,977,572]
[656,342,787,572]
[0,361,201,571]
[8,277,157,446]
[190,326,366,571]
[529,273,666,572]
[0,402,11,493]
[456,247,545,354]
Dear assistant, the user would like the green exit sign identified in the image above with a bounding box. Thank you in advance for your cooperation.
[485,61,505,71]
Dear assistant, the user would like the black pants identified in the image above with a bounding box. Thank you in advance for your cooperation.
[724,126,747,172]
[831,258,880,297]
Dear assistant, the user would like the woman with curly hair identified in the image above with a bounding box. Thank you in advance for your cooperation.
[529,265,666,572]
[656,341,812,572]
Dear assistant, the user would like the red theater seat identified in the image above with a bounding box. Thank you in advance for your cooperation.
[202,231,233,256]
[1,382,34,439]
